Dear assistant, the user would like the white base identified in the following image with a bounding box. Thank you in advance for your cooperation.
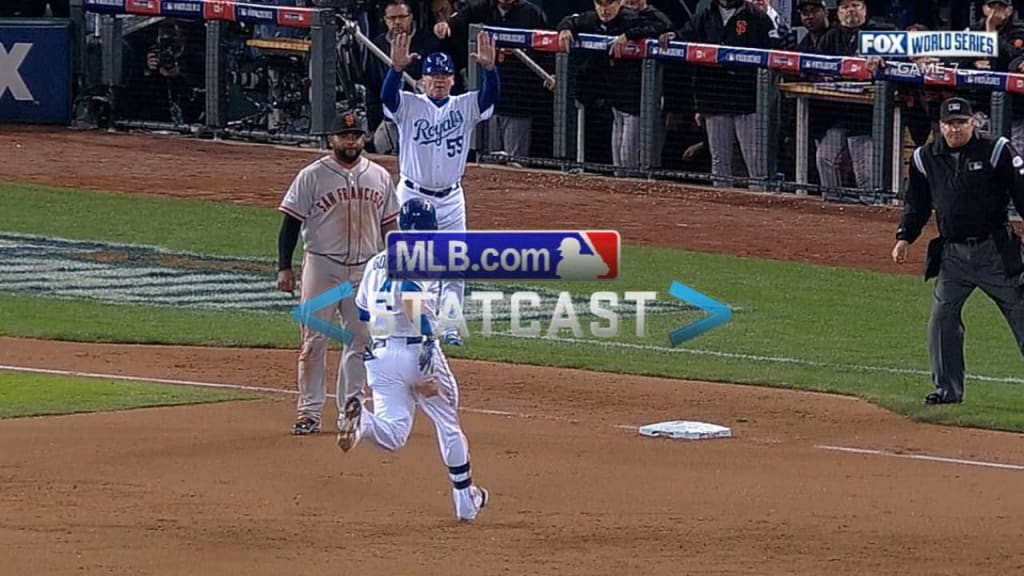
[638,420,732,441]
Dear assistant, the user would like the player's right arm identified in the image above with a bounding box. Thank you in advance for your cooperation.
[277,169,314,293]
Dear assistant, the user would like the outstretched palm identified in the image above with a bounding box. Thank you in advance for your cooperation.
[472,30,496,70]
[390,32,418,72]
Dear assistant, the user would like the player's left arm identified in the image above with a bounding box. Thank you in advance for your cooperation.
[472,30,500,120]
[993,137,1024,217]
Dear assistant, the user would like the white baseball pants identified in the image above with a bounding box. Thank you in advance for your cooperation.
[359,337,483,521]
[396,180,465,338]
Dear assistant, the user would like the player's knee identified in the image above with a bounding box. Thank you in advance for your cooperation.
[380,421,413,451]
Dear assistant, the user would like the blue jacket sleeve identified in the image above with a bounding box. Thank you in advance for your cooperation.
[477,67,500,115]
[382,68,402,116]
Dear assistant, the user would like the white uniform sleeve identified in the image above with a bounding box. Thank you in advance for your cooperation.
[383,91,414,123]
[355,260,373,314]
[279,169,313,221]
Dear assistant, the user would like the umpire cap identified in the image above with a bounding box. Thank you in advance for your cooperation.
[940,97,973,123]
[327,108,368,135]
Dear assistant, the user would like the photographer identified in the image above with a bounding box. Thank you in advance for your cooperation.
[127,20,203,125]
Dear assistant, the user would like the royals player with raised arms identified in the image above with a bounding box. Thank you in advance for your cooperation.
[338,198,489,524]
[383,28,500,346]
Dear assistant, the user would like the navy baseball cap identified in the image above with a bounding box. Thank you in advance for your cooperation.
[422,52,455,76]
[940,97,973,122]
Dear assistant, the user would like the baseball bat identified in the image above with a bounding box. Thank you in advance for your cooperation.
[510,48,556,90]
[352,26,424,93]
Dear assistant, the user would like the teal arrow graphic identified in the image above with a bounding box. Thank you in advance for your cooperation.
[291,281,356,345]
[667,281,731,347]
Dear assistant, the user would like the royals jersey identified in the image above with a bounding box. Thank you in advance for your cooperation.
[384,91,493,190]
[357,250,441,339]
[279,156,400,265]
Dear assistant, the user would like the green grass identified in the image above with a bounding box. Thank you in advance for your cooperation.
[3,182,1024,432]
[0,371,257,419]
[0,182,284,259]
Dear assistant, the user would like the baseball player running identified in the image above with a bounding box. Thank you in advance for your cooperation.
[278,108,401,436]
[337,198,489,524]
[383,29,500,345]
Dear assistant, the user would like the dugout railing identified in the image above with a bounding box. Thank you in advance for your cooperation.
[62,5,1024,205]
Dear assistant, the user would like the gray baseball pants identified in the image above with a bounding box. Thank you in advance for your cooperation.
[704,112,762,188]
[928,237,1024,401]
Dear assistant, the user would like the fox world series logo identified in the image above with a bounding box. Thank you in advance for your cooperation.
[858,30,998,58]
[385,230,620,281]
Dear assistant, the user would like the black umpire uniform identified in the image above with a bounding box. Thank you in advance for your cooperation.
[894,97,1024,405]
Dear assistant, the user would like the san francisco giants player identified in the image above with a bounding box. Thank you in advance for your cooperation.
[338,198,489,524]
[278,108,401,436]
[382,29,500,345]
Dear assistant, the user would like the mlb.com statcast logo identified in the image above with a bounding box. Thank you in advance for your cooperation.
[291,230,731,347]
[384,230,729,344]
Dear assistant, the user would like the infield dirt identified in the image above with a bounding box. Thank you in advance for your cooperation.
[2,126,1023,576]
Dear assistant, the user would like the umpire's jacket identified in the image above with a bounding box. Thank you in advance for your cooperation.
[897,133,1024,280]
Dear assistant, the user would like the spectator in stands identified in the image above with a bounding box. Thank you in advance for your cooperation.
[815,0,892,191]
[433,0,549,159]
[750,0,796,48]
[968,0,1024,73]
[794,0,829,51]
[558,0,668,175]
[624,0,676,166]
[365,0,440,154]
[663,0,773,188]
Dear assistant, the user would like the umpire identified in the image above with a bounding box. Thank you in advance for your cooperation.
[893,97,1024,405]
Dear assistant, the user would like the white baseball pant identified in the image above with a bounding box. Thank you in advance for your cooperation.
[359,336,483,521]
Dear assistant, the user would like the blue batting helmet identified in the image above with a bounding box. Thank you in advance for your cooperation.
[422,52,455,76]
[399,199,438,231]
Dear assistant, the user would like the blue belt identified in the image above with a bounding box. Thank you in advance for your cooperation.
[371,336,425,349]
[404,179,458,198]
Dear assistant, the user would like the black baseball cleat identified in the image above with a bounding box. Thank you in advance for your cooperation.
[924,392,962,405]
[291,416,321,435]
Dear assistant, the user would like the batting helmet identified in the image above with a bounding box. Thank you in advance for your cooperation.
[399,199,438,231]
[422,52,455,76]
[328,108,368,134]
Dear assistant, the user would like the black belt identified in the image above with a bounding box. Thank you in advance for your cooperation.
[404,179,457,198]
[951,233,992,246]
[371,336,425,350]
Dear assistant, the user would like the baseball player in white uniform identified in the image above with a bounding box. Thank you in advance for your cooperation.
[278,108,401,436]
[337,198,489,524]
[382,30,500,345]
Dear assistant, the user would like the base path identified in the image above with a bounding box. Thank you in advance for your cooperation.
[2,338,1024,575]
[3,127,1024,575]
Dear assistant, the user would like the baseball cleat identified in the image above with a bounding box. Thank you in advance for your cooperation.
[458,485,489,524]
[336,397,362,452]
[291,416,320,436]
[442,332,464,346]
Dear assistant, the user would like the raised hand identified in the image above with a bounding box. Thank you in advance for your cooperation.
[471,30,496,70]
[390,32,419,72]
